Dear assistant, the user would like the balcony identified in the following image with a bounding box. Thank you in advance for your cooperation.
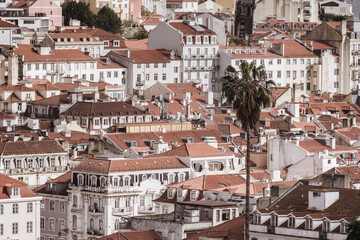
[71,205,83,213]
[87,229,105,236]
[352,50,360,55]
[89,206,104,213]
[138,205,155,214]
[112,207,133,216]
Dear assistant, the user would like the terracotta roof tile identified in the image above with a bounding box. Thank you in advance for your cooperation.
[97,230,161,240]
[74,156,188,174]
[0,140,66,156]
[169,22,216,36]
[62,101,146,117]
[0,173,38,199]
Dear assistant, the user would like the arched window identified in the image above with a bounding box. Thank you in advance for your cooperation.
[179,173,185,182]
[168,174,175,183]
[142,174,147,181]
[89,218,94,230]
[99,219,104,231]
[151,174,156,179]
[114,219,120,230]
[114,178,118,187]
[91,176,97,187]
[124,176,130,186]
[100,177,106,188]
[77,174,84,185]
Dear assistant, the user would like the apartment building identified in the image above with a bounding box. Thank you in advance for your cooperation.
[0,140,69,188]
[0,173,42,240]
[60,101,153,134]
[148,20,220,91]
[68,155,190,239]
[107,49,181,94]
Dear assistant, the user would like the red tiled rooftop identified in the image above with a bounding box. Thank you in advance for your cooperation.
[169,22,216,35]
[97,230,161,240]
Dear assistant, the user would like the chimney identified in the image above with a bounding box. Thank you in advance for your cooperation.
[126,50,130,58]
[330,137,336,149]
[308,189,339,210]
[205,91,214,105]
[340,20,347,36]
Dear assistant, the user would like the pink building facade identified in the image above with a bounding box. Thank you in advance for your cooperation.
[29,0,62,31]
[129,0,141,23]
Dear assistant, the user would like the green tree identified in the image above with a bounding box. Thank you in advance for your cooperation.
[228,36,246,47]
[221,62,274,240]
[347,220,360,240]
[95,6,123,34]
[319,8,350,22]
[141,5,152,16]
[132,28,149,39]
[61,1,95,27]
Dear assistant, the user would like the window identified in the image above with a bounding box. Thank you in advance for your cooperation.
[253,214,261,224]
[16,159,22,168]
[293,71,297,78]
[40,217,45,230]
[94,119,100,126]
[154,73,158,81]
[322,221,330,232]
[271,215,278,226]
[163,63,166,68]
[13,187,19,196]
[174,67,178,73]
[49,218,55,231]
[286,71,291,78]
[300,70,304,77]
[301,59,304,64]
[289,217,295,228]
[59,219,65,231]
[277,71,281,78]
[50,200,55,211]
[103,118,109,125]
[334,82,339,88]
[60,202,65,213]
[0,205,3,215]
[293,59,297,64]
[12,223,18,234]
[146,74,149,81]
[72,215,77,229]
[0,224,2,235]
[260,59,264,65]
[269,59,273,65]
[305,218,313,230]
[162,73,166,81]
[154,63,158,68]
[27,221,33,233]
[313,71,317,78]
[107,71,111,78]
[137,74,141,82]
[334,69,339,75]
[73,195,78,207]
[91,176,97,186]
[268,71,273,79]
[307,59,311,65]
[27,202,33,213]
[277,59,281,64]
[13,203,18,214]
[286,59,291,65]
[340,222,347,234]
[114,219,120,230]
[39,158,44,168]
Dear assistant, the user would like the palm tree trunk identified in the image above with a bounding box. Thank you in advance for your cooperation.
[245,129,251,240]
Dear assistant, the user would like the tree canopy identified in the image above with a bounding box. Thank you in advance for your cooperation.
[132,28,149,39]
[347,220,360,240]
[319,9,350,22]
[95,6,123,34]
[62,1,95,27]
[62,3,123,34]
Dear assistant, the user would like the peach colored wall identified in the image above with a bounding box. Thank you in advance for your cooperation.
[129,0,141,23]
[29,0,62,30]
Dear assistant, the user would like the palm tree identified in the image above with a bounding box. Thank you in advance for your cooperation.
[221,62,274,240]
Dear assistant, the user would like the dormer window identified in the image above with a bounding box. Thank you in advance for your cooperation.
[12,187,19,196]
[271,214,278,226]
[187,36,192,44]
[190,191,196,201]
[114,41,119,46]
[77,174,84,185]
[203,36,208,43]
[253,213,261,224]
[322,220,330,232]
[288,216,296,228]
[168,189,174,198]
[104,41,109,46]
[91,176,97,187]
[196,36,200,43]
[124,176,130,186]
[177,189,183,197]
[340,221,347,234]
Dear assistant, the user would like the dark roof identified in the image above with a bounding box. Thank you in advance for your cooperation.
[97,230,162,240]
[62,101,146,117]
[0,140,66,156]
